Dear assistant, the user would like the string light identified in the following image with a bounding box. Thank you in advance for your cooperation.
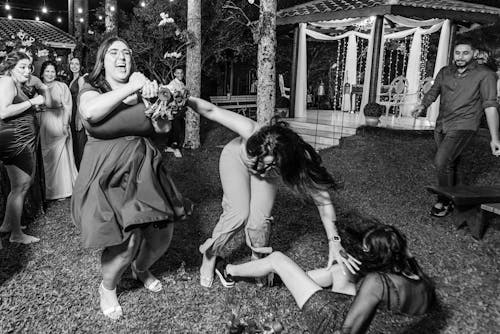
[78,7,83,14]
[7,14,12,19]
[141,1,146,7]
[35,16,40,21]
[5,2,10,10]
[98,15,103,20]
[42,6,48,14]
[79,17,84,23]
[110,5,115,11]
[57,17,62,23]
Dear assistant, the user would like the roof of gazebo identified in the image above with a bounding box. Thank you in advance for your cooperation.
[277,0,500,25]
[0,17,76,49]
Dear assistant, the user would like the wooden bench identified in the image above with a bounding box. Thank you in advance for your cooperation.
[426,185,500,239]
[209,95,257,119]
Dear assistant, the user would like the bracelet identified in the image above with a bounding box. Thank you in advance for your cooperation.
[28,100,33,107]
[328,235,341,242]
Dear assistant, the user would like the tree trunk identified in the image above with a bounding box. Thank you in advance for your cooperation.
[105,0,118,34]
[73,0,88,41]
[256,0,277,124]
[184,0,201,149]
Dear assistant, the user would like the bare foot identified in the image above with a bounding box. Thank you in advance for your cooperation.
[99,282,123,320]
[9,233,40,244]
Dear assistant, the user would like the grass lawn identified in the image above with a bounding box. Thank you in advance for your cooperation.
[1,124,499,333]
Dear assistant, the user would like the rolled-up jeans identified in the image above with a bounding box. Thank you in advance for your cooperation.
[433,129,476,203]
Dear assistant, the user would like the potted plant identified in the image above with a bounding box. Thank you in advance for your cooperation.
[363,102,385,126]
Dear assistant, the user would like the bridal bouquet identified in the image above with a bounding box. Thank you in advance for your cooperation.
[144,86,189,121]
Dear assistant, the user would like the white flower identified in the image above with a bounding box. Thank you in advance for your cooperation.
[163,51,182,59]
[0,51,7,57]
[159,12,175,26]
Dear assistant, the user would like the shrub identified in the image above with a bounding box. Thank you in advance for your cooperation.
[363,102,385,117]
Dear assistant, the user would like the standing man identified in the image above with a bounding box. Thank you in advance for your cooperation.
[413,37,500,217]
[165,67,186,158]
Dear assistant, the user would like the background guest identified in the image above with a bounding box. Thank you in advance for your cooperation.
[38,60,77,200]
[68,57,87,169]
[0,51,50,244]
[164,67,186,158]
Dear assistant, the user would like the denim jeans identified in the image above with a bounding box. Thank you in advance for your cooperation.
[434,129,476,203]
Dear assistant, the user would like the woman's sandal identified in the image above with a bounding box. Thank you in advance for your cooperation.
[215,257,235,288]
[131,262,163,293]
[99,282,123,320]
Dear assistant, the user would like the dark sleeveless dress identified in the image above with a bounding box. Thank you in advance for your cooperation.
[0,80,38,175]
[69,78,88,170]
[301,272,434,333]
[71,83,193,248]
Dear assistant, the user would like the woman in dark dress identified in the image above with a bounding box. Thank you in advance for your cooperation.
[0,51,51,244]
[221,225,435,334]
[72,37,192,320]
[67,56,87,169]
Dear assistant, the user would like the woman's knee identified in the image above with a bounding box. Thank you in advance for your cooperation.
[10,177,32,195]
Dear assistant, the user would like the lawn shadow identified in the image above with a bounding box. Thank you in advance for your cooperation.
[0,241,29,286]
[399,301,450,334]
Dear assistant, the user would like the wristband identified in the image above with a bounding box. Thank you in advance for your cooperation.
[328,235,341,242]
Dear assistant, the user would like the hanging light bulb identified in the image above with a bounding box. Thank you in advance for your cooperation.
[110,5,115,11]
[7,14,12,19]
[79,17,84,23]
[5,3,10,10]
[35,16,40,21]
[141,1,146,7]
[42,6,48,13]
[98,15,103,20]
[57,17,62,23]
[78,7,83,14]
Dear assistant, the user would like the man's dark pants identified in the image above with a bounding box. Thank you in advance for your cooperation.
[434,129,476,203]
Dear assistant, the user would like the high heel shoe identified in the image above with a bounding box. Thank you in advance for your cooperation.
[99,282,123,320]
[215,257,235,288]
[131,262,163,293]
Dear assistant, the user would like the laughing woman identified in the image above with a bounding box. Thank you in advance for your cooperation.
[72,37,192,320]
[38,60,78,200]
[0,51,51,244]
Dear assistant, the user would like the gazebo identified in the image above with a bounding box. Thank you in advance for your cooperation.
[277,0,500,127]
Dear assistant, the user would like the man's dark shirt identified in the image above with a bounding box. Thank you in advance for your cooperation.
[421,61,498,132]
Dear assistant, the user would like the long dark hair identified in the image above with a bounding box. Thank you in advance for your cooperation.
[86,36,136,92]
[358,225,432,286]
[246,119,338,194]
[0,51,30,75]
[69,57,84,79]
[40,60,58,83]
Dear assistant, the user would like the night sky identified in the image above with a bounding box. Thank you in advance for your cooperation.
[1,0,499,33]
[0,0,133,32]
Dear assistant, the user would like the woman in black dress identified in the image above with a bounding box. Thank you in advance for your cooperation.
[72,37,192,320]
[0,51,51,244]
[222,224,435,333]
[67,56,87,169]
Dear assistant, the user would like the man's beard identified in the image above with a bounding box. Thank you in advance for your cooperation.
[454,58,473,68]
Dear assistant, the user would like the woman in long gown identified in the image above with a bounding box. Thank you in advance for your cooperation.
[72,37,192,320]
[67,57,87,169]
[38,60,78,200]
[0,51,51,244]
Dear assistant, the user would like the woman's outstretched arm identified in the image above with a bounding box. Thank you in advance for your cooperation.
[312,190,361,274]
[186,96,258,140]
[227,251,321,309]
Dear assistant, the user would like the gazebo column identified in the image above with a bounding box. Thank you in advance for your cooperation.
[427,19,452,124]
[290,25,299,118]
[368,15,384,103]
[293,23,308,118]
[447,21,457,63]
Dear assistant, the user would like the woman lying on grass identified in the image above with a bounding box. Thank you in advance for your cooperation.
[185,97,360,288]
[219,224,435,334]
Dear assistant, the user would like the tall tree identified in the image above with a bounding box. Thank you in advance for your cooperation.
[105,0,118,33]
[184,0,202,149]
[256,0,277,124]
